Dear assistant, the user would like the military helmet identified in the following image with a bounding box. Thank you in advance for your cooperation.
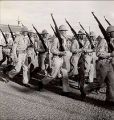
[59,25,68,31]
[106,25,114,33]
[78,29,85,35]
[29,30,34,33]
[90,31,95,36]
[21,26,28,32]
[41,29,48,34]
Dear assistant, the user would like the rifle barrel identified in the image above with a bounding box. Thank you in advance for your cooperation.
[104,16,111,25]
[32,24,47,52]
[91,12,113,52]
[51,14,64,51]
[65,19,83,48]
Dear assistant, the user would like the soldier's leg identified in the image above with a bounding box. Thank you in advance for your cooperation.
[42,57,63,85]
[22,64,29,84]
[22,54,30,84]
[8,53,22,78]
[0,52,7,65]
[61,68,70,92]
[89,63,94,83]
[69,55,80,80]
[106,64,114,102]
[84,61,108,94]
[78,58,85,90]
[85,55,92,79]
[63,51,72,72]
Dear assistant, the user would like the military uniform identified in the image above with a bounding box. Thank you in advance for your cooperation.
[0,33,13,65]
[37,30,49,74]
[59,26,72,73]
[41,25,70,93]
[83,26,114,103]
[8,27,30,84]
[88,32,98,82]
[70,37,81,76]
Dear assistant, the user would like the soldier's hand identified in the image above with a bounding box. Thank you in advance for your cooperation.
[59,51,66,56]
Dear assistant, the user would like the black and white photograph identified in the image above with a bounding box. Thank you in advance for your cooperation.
[0,0,114,120]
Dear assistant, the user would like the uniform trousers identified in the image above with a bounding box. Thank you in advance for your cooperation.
[8,52,29,84]
[84,59,114,102]
[41,56,70,92]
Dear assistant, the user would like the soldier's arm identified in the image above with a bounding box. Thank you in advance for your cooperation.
[83,40,94,53]
[51,37,64,55]
[96,39,111,58]
[37,40,45,53]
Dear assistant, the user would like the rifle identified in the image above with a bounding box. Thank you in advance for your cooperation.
[51,13,65,51]
[65,19,83,48]
[32,25,48,52]
[8,25,15,41]
[79,22,94,49]
[50,24,57,36]
[91,12,113,52]
[0,29,8,45]
[104,16,111,25]
[27,32,33,46]
[27,32,37,55]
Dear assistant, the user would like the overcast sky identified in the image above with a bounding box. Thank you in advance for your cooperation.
[0,1,114,36]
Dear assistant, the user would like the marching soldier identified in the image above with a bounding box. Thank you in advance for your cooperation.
[81,25,114,104]
[0,32,13,66]
[3,27,31,85]
[38,25,71,94]
[88,31,98,83]
[70,30,83,80]
[37,29,49,75]
[77,29,94,96]
[58,25,72,73]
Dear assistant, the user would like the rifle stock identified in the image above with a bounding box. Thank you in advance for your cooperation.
[65,19,83,48]
[8,25,15,41]
[91,12,113,52]
[79,22,94,49]
[51,13,64,51]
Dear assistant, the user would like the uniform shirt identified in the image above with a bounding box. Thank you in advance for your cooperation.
[96,38,109,58]
[71,38,81,55]
[51,36,61,55]
[37,36,49,53]
[61,35,72,51]
[0,37,6,46]
[7,37,14,48]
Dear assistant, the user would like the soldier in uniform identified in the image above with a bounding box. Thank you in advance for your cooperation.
[88,31,98,83]
[37,29,49,75]
[58,25,72,73]
[77,29,94,96]
[0,32,13,66]
[81,26,114,104]
[70,30,84,80]
[38,25,70,94]
[3,27,31,85]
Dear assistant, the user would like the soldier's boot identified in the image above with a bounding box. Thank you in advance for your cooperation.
[80,86,86,100]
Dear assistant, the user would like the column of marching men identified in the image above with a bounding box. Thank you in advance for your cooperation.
[0,24,114,104]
